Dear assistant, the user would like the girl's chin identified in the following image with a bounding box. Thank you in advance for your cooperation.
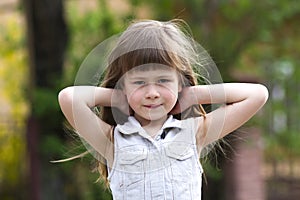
[134,113,168,124]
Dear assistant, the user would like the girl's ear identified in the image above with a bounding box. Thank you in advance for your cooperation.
[178,86,182,93]
[177,73,185,92]
[122,88,127,94]
[119,82,126,94]
[178,83,182,92]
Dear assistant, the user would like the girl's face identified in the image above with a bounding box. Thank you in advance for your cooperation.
[123,65,182,126]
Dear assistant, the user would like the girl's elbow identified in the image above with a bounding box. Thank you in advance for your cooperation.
[259,84,269,101]
[58,87,74,107]
[254,84,269,105]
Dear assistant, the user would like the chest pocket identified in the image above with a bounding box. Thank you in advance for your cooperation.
[165,142,194,160]
[165,142,196,182]
[117,146,147,193]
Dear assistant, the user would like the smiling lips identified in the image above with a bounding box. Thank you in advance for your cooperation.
[143,104,162,109]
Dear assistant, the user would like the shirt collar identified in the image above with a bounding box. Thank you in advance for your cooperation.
[116,115,183,135]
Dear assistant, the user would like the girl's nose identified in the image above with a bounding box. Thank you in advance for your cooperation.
[145,84,160,99]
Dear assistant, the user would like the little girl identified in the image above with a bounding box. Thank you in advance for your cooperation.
[58,19,268,199]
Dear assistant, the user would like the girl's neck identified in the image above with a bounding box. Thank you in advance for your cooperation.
[143,123,163,138]
[134,114,168,137]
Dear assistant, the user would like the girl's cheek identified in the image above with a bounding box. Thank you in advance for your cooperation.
[127,91,142,105]
[163,88,178,99]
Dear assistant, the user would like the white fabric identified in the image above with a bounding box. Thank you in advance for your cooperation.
[108,115,203,200]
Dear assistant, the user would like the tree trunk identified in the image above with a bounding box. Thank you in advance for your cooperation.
[23,0,68,199]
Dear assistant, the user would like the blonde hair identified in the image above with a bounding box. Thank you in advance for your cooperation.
[96,19,208,187]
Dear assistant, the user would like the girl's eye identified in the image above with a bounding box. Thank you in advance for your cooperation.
[158,79,170,84]
[133,81,145,85]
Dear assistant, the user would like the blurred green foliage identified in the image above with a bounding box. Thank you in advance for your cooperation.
[0,10,28,195]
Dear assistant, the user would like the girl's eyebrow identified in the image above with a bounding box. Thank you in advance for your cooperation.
[126,69,176,79]
[157,75,174,78]
[128,76,147,80]
[129,75,174,80]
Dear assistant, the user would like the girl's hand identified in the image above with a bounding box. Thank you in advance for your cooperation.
[170,86,197,114]
[111,89,133,115]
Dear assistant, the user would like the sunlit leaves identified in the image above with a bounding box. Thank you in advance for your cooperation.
[0,12,28,189]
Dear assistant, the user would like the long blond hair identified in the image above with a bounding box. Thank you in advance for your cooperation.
[95,19,208,187]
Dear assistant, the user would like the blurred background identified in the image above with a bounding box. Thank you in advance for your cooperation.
[1,0,300,199]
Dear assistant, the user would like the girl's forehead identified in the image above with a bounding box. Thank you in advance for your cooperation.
[126,64,177,77]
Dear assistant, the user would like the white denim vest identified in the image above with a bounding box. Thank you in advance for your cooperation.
[108,116,203,200]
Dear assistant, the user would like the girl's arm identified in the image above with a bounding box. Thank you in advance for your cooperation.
[176,83,269,146]
[58,86,125,162]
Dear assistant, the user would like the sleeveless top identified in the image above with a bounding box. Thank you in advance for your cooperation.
[107,115,203,200]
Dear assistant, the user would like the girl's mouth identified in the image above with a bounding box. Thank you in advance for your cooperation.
[144,104,161,109]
